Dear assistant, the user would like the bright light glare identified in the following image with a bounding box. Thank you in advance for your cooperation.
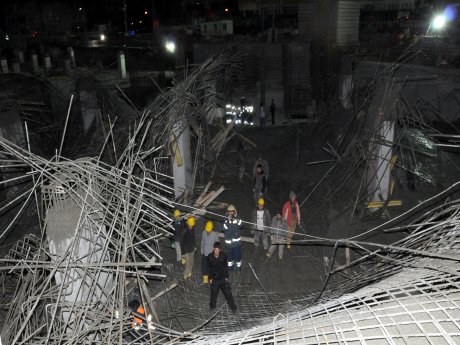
[165,41,176,53]
[100,34,106,41]
[432,15,446,29]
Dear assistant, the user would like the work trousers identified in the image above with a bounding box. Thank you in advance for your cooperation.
[260,116,266,127]
[210,279,237,311]
[268,243,284,259]
[201,254,209,275]
[287,216,297,245]
[175,241,182,262]
[183,251,194,278]
[227,246,242,271]
[253,230,269,250]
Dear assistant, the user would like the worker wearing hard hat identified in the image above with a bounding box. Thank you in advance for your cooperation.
[251,198,271,252]
[172,210,185,264]
[181,216,196,280]
[200,220,219,284]
[222,204,243,271]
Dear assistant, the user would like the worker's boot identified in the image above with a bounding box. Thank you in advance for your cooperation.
[202,275,209,284]
[181,258,186,265]
[188,272,192,279]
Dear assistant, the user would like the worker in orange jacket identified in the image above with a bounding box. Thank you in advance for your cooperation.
[282,191,301,249]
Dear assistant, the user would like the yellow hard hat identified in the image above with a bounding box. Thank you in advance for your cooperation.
[258,198,265,206]
[186,216,195,227]
[173,209,181,218]
[227,204,236,212]
[205,221,213,232]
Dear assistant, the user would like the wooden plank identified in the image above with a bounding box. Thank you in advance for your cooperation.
[367,200,402,208]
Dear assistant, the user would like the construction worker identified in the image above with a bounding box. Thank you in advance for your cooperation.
[253,155,269,180]
[208,242,237,312]
[251,198,271,252]
[201,220,219,284]
[282,191,301,249]
[253,164,267,206]
[172,209,185,264]
[181,216,196,279]
[128,299,155,340]
[222,204,242,271]
[128,299,146,339]
[266,210,288,259]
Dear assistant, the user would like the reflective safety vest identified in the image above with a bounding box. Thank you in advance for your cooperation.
[132,306,145,330]
[223,218,242,248]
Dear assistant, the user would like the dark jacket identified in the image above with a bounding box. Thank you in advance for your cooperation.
[181,227,196,254]
[253,170,267,193]
[207,251,229,281]
[172,220,184,242]
[223,217,242,248]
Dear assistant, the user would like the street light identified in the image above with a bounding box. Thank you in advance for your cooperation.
[432,15,446,30]
[426,14,447,36]
[165,41,175,53]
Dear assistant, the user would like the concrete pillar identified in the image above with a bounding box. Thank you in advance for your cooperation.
[67,47,76,68]
[0,59,8,73]
[31,53,39,73]
[44,54,51,73]
[45,183,113,337]
[118,50,126,79]
[171,123,192,199]
[12,60,20,73]
[18,51,24,64]
[368,120,395,210]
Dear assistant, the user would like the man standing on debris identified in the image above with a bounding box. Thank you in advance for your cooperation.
[270,99,276,125]
[172,210,185,264]
[266,210,288,259]
[259,102,266,127]
[201,220,219,284]
[182,216,196,280]
[282,191,301,249]
[223,204,243,271]
[253,155,269,181]
[208,242,237,312]
[251,198,271,252]
[253,164,267,205]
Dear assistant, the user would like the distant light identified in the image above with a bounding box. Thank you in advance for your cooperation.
[5,34,9,40]
[144,11,148,15]
[165,41,176,53]
[128,30,136,36]
[432,15,446,30]
[139,20,143,24]
[78,7,82,11]
[224,8,229,12]
[100,34,106,41]
[444,5,458,21]
[76,26,80,29]
[131,22,134,25]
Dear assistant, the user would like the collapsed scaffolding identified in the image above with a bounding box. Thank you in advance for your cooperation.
[0,47,460,344]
